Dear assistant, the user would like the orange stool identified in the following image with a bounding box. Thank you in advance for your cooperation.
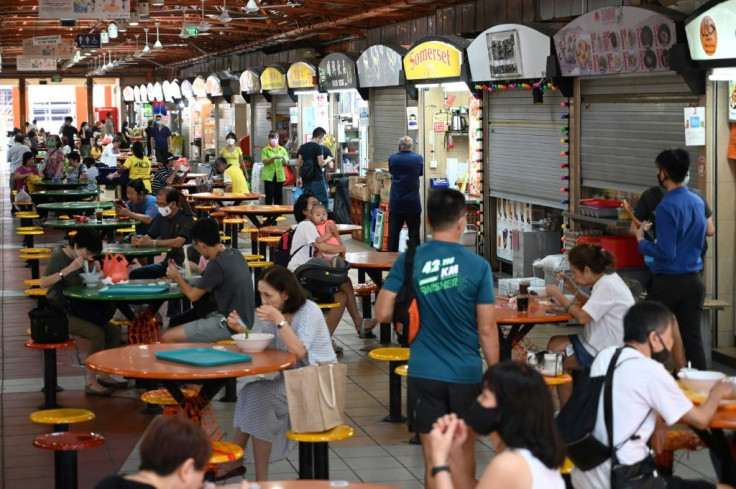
[654,430,707,475]
[205,440,246,482]
[34,431,105,489]
[25,339,76,409]
[354,282,379,320]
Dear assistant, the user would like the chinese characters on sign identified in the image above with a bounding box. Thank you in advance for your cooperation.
[486,30,521,79]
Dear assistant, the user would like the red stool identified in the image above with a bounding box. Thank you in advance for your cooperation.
[25,339,76,409]
[34,431,105,489]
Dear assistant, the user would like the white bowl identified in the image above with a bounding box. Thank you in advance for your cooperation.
[80,272,102,287]
[232,333,275,353]
[679,370,726,394]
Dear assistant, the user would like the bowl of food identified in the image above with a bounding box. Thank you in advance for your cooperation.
[679,370,726,394]
[80,272,102,287]
[232,333,275,353]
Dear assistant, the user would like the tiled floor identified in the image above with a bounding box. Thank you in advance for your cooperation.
[0,156,723,488]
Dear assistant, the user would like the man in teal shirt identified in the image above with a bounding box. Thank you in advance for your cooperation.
[376,188,498,489]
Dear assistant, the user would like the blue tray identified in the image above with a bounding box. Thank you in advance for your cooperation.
[155,348,253,367]
[99,284,170,295]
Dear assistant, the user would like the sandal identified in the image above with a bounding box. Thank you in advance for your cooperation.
[213,465,246,482]
[358,318,378,338]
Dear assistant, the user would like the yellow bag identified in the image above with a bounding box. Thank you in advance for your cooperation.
[26,175,43,194]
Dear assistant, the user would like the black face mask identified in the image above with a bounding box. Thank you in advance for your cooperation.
[649,332,670,364]
[467,400,500,436]
[657,171,666,188]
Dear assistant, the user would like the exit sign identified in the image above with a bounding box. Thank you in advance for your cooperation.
[51,75,63,82]
[185,27,200,36]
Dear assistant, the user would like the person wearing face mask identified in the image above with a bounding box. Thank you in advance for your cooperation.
[570,302,733,489]
[633,149,708,371]
[43,134,66,179]
[78,121,92,156]
[376,188,499,489]
[220,131,246,172]
[296,127,331,206]
[150,114,172,164]
[427,362,565,489]
[261,131,289,205]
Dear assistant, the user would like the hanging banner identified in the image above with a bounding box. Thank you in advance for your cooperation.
[318,53,358,91]
[153,82,164,102]
[38,0,130,19]
[206,74,223,97]
[357,45,404,87]
[314,93,329,129]
[684,107,705,146]
[287,61,317,89]
[170,80,182,100]
[554,6,677,76]
[17,57,57,72]
[181,79,194,99]
[123,86,135,103]
[192,76,207,98]
[240,69,261,93]
[404,41,463,80]
[134,85,141,103]
[139,84,149,103]
[685,0,736,61]
[23,38,75,59]
[261,66,287,91]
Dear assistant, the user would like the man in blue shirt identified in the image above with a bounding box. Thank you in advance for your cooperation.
[387,136,424,252]
[150,114,172,164]
[635,148,707,369]
[376,188,498,489]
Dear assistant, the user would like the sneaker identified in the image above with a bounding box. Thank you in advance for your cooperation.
[332,340,343,354]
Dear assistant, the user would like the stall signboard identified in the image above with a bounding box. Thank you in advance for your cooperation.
[357,45,405,87]
[261,66,287,91]
[192,76,207,98]
[287,61,317,89]
[153,82,164,102]
[206,74,223,97]
[404,41,463,80]
[39,0,130,19]
[139,84,149,103]
[76,34,101,49]
[123,86,135,103]
[685,0,736,61]
[147,83,155,101]
[133,85,141,103]
[468,24,555,81]
[181,79,194,99]
[23,38,75,59]
[554,7,677,76]
[162,81,172,102]
[318,53,358,91]
[170,80,182,100]
[17,57,57,72]
[240,69,261,93]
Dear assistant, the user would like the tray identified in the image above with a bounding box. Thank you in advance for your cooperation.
[155,348,253,367]
[99,284,170,295]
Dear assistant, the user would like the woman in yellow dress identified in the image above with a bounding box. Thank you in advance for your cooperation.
[220,132,246,171]
[109,141,152,192]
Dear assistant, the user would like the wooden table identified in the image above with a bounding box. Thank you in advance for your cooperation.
[97,243,171,265]
[34,180,88,190]
[220,204,294,228]
[192,192,263,207]
[494,297,572,361]
[36,200,112,213]
[44,218,141,241]
[345,251,401,344]
[259,223,361,236]
[33,189,101,203]
[220,482,401,489]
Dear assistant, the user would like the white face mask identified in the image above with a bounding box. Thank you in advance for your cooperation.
[226,138,236,145]
[270,138,278,147]
[683,172,690,186]
[157,205,173,217]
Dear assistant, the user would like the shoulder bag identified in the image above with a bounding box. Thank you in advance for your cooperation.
[29,298,69,343]
[299,159,315,181]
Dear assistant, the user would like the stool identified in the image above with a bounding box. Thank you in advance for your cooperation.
[286,425,354,479]
[194,204,216,218]
[16,211,40,227]
[25,288,49,297]
[249,260,273,284]
[25,339,76,409]
[30,408,95,432]
[274,216,286,222]
[354,282,379,320]
[241,227,260,254]
[205,440,246,481]
[223,218,246,249]
[21,247,53,254]
[24,278,42,287]
[15,200,35,208]
[110,318,130,327]
[34,431,105,489]
[654,430,707,476]
[17,228,44,248]
[140,388,199,415]
[368,347,410,423]
[560,456,574,489]
[317,302,341,310]
[20,252,51,279]
[395,364,421,445]
[257,236,281,261]
[59,215,70,220]
[115,227,136,235]
[243,253,264,261]
[544,373,573,386]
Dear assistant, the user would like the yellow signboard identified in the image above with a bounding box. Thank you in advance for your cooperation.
[261,67,287,91]
[403,41,462,81]
[287,62,317,89]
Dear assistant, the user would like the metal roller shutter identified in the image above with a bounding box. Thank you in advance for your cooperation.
[371,87,407,163]
[580,74,699,193]
[488,89,568,209]
[252,95,271,159]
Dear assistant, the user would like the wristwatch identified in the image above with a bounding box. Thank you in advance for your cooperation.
[276,320,288,329]
[58,271,64,279]
[431,465,450,477]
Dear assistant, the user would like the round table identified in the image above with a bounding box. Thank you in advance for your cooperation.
[259,223,361,236]
[33,189,102,202]
[37,200,113,213]
[97,243,171,265]
[220,482,401,489]
[44,218,141,241]
[494,298,572,361]
[192,192,264,207]
[220,204,294,228]
[34,180,88,190]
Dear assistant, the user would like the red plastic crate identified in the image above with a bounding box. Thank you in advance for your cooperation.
[600,235,644,269]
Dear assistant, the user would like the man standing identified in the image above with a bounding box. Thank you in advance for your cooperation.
[376,188,499,489]
[104,112,115,137]
[296,127,331,206]
[7,134,28,213]
[60,116,78,149]
[634,148,707,369]
[387,136,424,252]
[150,114,172,164]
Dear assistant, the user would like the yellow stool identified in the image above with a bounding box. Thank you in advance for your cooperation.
[249,260,273,284]
[20,247,52,254]
[30,408,95,432]
[208,440,245,465]
[286,425,354,479]
[19,253,51,280]
[25,288,48,297]
[23,278,42,288]
[241,227,259,234]
[274,216,286,222]
[110,319,130,327]
[317,302,341,310]
[243,254,264,261]
[140,388,198,406]
[116,227,136,234]
[544,373,573,386]
[26,328,32,335]
[395,364,408,376]
[257,236,281,261]
[369,347,410,423]
[17,228,44,248]
[102,210,116,217]
[59,215,70,220]
[17,226,43,232]
[14,201,35,208]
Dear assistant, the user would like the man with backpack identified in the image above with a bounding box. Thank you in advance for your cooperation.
[569,301,732,489]
[375,188,499,489]
[296,127,331,206]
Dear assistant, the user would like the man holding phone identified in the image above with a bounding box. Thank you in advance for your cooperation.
[296,127,333,207]
[115,179,158,236]
[261,131,289,205]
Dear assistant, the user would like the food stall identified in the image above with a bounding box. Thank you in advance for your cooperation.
[205,71,241,153]
[189,75,216,163]
[241,67,269,156]
[287,59,323,151]
[261,63,295,157]
[122,86,135,127]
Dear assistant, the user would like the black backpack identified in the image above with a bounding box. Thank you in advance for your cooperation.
[273,228,304,267]
[294,258,351,297]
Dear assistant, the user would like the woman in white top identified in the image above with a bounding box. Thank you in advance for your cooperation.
[99,136,122,167]
[287,193,377,345]
[427,361,565,489]
[545,243,635,405]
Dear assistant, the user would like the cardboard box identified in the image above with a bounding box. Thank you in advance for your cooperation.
[369,161,389,171]
[369,178,383,195]
[356,184,371,201]
[348,176,366,188]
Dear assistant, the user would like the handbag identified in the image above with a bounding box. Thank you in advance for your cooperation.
[102,253,129,283]
[285,362,347,433]
[29,299,69,343]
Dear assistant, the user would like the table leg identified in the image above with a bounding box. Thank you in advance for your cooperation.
[497,324,536,361]
[41,349,61,410]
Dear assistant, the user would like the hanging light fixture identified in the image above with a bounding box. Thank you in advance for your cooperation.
[129,12,139,26]
[107,52,115,69]
[134,34,143,58]
[219,0,232,22]
[198,0,211,32]
[153,21,163,49]
[100,28,110,43]
[108,22,118,38]
[143,27,151,52]
[117,19,128,32]
[151,0,165,5]
[138,1,150,19]
[245,0,259,13]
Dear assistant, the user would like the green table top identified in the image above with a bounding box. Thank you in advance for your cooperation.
[37,201,113,212]
[34,189,101,198]
[35,180,88,189]
[43,218,140,230]
[64,279,184,302]
[97,244,171,258]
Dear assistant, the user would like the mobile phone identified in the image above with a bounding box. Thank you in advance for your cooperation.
[565,343,575,357]
[114,199,127,208]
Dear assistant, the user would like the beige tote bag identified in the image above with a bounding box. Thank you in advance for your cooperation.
[284,362,347,433]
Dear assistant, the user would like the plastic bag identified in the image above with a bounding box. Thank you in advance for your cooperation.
[102,253,129,283]
[15,188,32,202]
[532,254,569,272]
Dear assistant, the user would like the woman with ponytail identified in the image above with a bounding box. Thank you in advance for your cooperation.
[545,243,635,405]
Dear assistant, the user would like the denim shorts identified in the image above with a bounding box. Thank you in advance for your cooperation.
[569,334,596,368]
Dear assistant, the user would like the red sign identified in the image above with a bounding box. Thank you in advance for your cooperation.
[433,122,446,132]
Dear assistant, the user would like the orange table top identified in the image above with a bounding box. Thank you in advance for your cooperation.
[494,298,572,324]
[259,223,361,235]
[345,252,401,269]
[194,193,264,201]
[679,384,736,429]
[220,482,401,489]
[220,204,293,214]
[86,343,296,380]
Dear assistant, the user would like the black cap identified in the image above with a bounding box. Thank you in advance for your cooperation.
[165,153,177,162]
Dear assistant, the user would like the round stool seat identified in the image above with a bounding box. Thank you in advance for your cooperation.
[140,388,198,406]
[20,247,52,254]
[16,212,40,219]
[286,425,354,443]
[317,302,341,310]
[223,218,246,224]
[243,254,264,261]
[211,211,226,219]
[241,227,259,233]
[544,373,573,386]
[17,226,43,231]
[354,283,379,295]
[15,201,35,207]
[25,339,76,350]
[23,279,42,287]
[369,347,410,362]
[274,217,286,222]
[209,440,245,464]
[257,236,281,244]
[116,227,136,233]
[30,408,95,425]
[25,288,49,296]
[110,319,130,327]
[662,430,706,452]
[20,254,51,260]
[102,210,116,217]
[17,230,45,236]
[58,215,70,220]
[395,364,408,376]
[249,261,274,268]
[34,431,105,451]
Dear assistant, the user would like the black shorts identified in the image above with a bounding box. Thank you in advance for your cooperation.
[663,476,715,489]
[408,376,481,434]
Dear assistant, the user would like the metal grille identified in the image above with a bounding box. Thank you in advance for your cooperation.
[370,87,407,163]
[252,95,271,160]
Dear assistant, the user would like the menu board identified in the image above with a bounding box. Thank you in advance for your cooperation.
[685,1,736,61]
[181,80,194,99]
[240,70,261,93]
[17,57,57,72]
[206,75,223,97]
[39,0,130,19]
[287,62,317,89]
[192,76,207,98]
[318,53,358,91]
[357,45,404,87]
[23,38,75,59]
[261,66,287,91]
[554,7,676,76]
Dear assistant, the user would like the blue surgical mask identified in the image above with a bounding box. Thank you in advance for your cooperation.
[155,120,163,125]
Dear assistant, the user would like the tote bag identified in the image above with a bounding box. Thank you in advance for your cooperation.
[284,362,347,433]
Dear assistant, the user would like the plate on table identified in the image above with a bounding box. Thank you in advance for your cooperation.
[156,348,253,367]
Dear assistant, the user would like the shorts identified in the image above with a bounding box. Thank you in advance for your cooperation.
[569,334,596,368]
[182,312,231,342]
[663,475,715,489]
[408,376,481,434]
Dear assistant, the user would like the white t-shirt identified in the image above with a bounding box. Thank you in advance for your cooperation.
[287,220,318,272]
[570,346,694,489]
[512,448,565,489]
[100,144,119,167]
[580,273,635,355]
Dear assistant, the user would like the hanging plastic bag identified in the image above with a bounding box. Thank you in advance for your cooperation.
[102,253,129,283]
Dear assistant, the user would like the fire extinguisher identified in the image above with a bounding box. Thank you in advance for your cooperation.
[445,132,454,150]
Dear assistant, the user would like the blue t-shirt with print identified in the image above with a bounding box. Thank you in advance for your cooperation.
[383,240,495,384]
[127,194,158,235]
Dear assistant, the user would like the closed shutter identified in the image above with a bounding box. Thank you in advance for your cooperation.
[580,74,699,193]
[371,87,407,163]
[252,95,271,159]
[488,89,568,209]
